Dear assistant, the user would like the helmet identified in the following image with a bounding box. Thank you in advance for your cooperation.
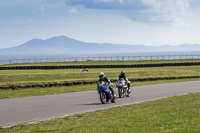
[121,71,125,75]
[99,72,104,79]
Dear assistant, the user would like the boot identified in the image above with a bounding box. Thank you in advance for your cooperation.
[127,84,131,93]
[110,87,116,97]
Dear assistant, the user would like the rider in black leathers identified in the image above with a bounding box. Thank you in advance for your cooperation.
[117,71,131,93]
[98,72,116,96]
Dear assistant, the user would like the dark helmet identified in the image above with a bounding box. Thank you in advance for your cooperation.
[121,71,125,75]
[99,72,104,79]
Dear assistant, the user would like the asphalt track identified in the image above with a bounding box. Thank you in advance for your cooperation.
[0,81,200,127]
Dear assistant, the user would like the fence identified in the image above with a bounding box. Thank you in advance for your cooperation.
[0,54,200,65]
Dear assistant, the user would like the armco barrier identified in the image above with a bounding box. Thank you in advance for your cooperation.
[1,62,200,70]
[1,76,200,90]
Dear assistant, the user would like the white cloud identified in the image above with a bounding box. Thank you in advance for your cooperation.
[65,0,190,25]
[40,5,45,16]
[70,8,79,14]
[142,0,189,23]
[66,0,147,9]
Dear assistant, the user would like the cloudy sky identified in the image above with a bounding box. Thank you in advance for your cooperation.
[1,0,200,48]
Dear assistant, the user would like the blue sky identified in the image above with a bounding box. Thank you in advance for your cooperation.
[1,0,200,48]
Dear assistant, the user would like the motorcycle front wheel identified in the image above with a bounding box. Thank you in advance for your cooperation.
[118,88,125,98]
[99,92,108,104]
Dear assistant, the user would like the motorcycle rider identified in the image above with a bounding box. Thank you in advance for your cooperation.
[117,71,131,93]
[98,72,116,96]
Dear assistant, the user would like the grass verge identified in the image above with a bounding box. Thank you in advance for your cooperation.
[1,92,199,132]
[0,78,200,99]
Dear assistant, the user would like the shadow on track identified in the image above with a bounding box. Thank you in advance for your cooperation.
[76,103,103,106]
[76,97,124,106]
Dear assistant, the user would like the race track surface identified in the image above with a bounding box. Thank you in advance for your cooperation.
[0,81,200,127]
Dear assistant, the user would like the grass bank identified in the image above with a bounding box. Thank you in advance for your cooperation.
[1,66,200,86]
[1,92,199,132]
[0,78,200,99]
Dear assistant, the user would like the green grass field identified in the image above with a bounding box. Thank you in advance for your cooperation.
[0,59,200,99]
[1,92,199,132]
[1,66,200,86]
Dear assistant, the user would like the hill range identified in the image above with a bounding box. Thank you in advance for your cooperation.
[0,36,200,54]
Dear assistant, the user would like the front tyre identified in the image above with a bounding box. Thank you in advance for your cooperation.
[100,92,107,104]
[118,88,125,98]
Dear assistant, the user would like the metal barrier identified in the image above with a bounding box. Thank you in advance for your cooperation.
[0,55,200,65]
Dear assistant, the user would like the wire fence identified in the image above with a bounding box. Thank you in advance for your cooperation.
[0,54,200,65]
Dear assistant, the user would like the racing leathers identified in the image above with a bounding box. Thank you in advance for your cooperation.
[98,76,115,95]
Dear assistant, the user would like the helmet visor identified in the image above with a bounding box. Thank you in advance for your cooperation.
[99,75,104,79]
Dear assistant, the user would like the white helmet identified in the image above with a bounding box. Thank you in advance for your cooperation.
[99,72,104,78]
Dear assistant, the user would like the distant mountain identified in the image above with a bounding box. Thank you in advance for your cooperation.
[0,35,200,54]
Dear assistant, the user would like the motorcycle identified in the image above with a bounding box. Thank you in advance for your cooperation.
[97,81,115,104]
[117,78,130,98]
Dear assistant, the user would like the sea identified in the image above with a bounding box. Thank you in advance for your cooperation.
[0,51,200,65]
